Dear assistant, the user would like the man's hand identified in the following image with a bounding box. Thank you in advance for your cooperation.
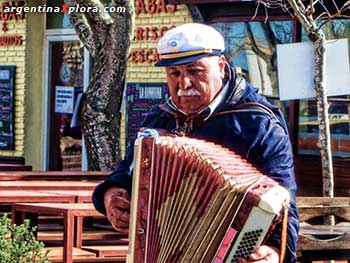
[238,245,280,263]
[104,187,130,234]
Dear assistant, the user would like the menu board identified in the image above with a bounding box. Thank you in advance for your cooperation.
[0,66,15,150]
[126,83,169,147]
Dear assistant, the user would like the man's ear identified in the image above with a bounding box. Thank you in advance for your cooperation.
[218,55,226,79]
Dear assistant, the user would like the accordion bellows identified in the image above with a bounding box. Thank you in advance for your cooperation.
[127,135,290,263]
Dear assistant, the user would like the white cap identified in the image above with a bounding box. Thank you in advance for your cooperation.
[155,23,225,67]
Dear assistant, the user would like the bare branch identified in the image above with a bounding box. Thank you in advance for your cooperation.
[227,44,246,62]
[255,0,293,21]
[318,0,331,18]
[252,1,261,21]
[287,0,324,41]
[245,23,270,61]
[331,0,340,13]
[318,1,350,29]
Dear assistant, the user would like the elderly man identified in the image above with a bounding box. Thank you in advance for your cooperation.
[93,23,298,263]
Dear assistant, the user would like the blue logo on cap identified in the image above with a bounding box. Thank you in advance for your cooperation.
[170,40,177,47]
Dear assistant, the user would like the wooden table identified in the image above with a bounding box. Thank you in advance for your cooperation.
[0,164,32,171]
[12,203,103,263]
[0,171,109,181]
[37,190,94,203]
[0,190,76,203]
[0,180,98,191]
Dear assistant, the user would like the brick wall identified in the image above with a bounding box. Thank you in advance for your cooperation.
[0,1,26,157]
[126,4,192,83]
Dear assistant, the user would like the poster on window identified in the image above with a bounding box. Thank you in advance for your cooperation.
[126,83,169,147]
[277,39,350,100]
[55,86,75,114]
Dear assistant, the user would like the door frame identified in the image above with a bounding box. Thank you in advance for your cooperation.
[42,29,89,170]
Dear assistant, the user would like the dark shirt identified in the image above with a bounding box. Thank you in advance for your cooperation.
[93,65,299,263]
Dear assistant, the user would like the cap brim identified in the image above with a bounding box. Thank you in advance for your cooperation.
[155,53,216,67]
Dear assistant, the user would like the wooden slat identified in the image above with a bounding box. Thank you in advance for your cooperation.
[43,247,96,261]
[0,171,109,181]
[38,230,127,242]
[82,245,128,257]
[43,247,127,263]
[297,196,350,261]
[297,196,350,206]
[298,205,350,222]
[0,180,98,191]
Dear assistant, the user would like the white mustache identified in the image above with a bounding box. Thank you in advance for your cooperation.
[177,88,201,96]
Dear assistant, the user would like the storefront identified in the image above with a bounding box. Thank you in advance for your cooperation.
[169,0,350,196]
[0,0,192,171]
[0,0,349,196]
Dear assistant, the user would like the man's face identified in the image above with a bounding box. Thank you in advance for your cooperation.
[165,55,226,115]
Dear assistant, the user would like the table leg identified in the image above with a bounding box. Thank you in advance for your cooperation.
[75,216,83,248]
[11,208,38,238]
[63,213,74,263]
[11,206,24,225]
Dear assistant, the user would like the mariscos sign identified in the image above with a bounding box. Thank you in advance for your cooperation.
[0,1,25,46]
[130,0,177,64]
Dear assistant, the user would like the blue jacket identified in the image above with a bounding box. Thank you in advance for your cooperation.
[93,66,299,263]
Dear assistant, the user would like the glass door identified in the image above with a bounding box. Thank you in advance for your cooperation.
[44,34,87,170]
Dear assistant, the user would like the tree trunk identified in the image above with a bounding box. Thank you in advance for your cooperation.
[286,0,334,216]
[313,38,334,225]
[66,0,135,170]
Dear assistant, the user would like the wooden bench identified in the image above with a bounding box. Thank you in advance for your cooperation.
[0,171,109,181]
[82,245,128,258]
[0,180,98,191]
[296,196,350,263]
[42,247,96,262]
[12,203,104,263]
[42,246,127,262]
[38,229,127,243]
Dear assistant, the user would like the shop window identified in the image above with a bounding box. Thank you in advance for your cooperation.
[212,20,293,121]
[46,0,72,29]
[48,41,84,170]
[298,19,350,158]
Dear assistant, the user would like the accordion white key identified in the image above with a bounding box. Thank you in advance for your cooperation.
[127,134,290,263]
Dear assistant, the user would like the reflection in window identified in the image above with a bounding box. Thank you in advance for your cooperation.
[298,20,350,157]
[213,21,292,96]
[299,98,350,157]
[212,21,293,121]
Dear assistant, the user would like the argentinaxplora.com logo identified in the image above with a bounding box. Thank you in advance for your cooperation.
[2,3,126,15]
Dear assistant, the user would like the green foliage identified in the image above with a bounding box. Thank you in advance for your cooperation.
[0,214,50,263]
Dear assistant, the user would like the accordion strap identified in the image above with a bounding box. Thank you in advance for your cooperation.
[213,102,275,117]
[159,101,276,135]
[279,206,289,263]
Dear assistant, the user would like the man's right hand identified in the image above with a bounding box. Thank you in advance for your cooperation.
[104,187,131,234]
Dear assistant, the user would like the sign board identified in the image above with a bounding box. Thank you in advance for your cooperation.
[277,39,350,100]
[55,86,75,114]
[0,65,15,150]
[126,83,169,147]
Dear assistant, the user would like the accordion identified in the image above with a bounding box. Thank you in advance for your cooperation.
[127,132,290,263]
